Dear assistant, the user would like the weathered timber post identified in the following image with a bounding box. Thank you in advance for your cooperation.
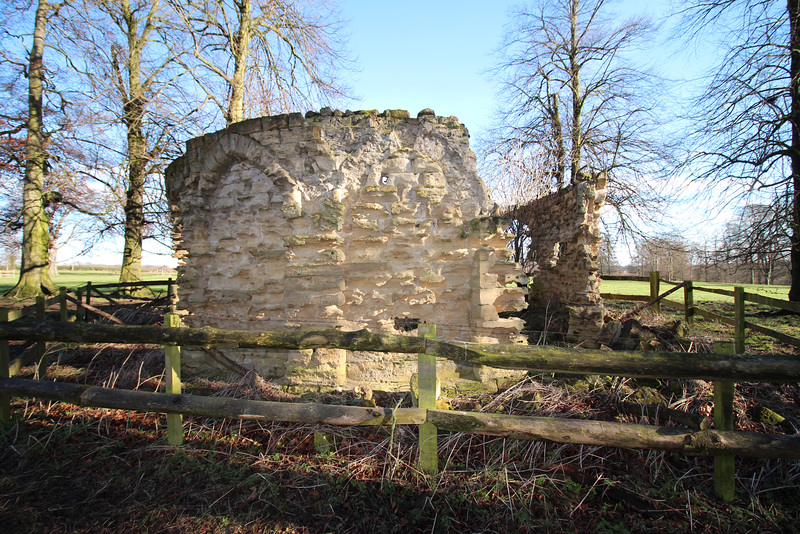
[85,281,92,313]
[734,287,745,354]
[684,281,694,327]
[0,309,15,423]
[167,278,177,313]
[35,296,46,379]
[418,324,438,475]
[75,287,84,322]
[650,271,661,313]
[59,287,68,323]
[713,341,736,502]
[164,313,183,446]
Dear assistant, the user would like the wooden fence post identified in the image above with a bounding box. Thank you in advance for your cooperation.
[59,287,68,323]
[734,286,745,354]
[650,271,661,313]
[418,324,438,475]
[713,341,736,502]
[684,280,694,327]
[164,313,184,446]
[85,281,92,311]
[76,287,84,323]
[35,296,46,379]
[1,309,11,423]
[167,278,177,314]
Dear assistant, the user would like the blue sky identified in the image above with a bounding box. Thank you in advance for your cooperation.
[339,0,676,144]
[339,0,521,142]
[83,0,692,266]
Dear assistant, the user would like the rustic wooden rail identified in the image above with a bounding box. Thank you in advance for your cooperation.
[2,319,799,500]
[76,279,175,320]
[602,271,800,349]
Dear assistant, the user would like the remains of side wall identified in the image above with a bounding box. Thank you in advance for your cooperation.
[166,108,528,393]
[526,175,607,345]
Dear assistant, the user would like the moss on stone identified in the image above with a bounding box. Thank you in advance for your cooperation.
[361,185,398,194]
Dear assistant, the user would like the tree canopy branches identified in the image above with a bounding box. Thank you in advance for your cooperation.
[486,0,674,245]
[676,0,800,299]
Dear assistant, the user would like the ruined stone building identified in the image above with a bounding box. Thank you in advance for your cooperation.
[524,175,607,346]
[166,108,605,392]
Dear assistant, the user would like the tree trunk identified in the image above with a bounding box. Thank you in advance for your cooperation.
[7,0,57,298]
[48,243,58,277]
[550,92,565,189]
[225,0,252,125]
[568,0,582,184]
[789,0,800,300]
[117,0,151,293]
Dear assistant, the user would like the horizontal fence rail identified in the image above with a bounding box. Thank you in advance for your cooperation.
[3,321,800,382]
[602,272,800,349]
[2,314,798,501]
[0,377,797,460]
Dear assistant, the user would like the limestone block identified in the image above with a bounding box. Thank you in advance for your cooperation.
[354,202,389,213]
[412,158,443,174]
[474,287,505,306]
[420,172,446,187]
[479,318,526,331]
[419,273,446,284]
[315,154,338,171]
[386,172,418,189]
[285,263,345,278]
[282,201,302,219]
[350,245,382,262]
[361,184,398,196]
[382,248,414,261]
[353,218,381,231]
[382,157,411,173]
[391,201,419,215]
[476,304,500,321]
[415,185,446,202]
[493,287,527,313]
[475,273,501,290]
[472,364,526,383]
[285,348,347,386]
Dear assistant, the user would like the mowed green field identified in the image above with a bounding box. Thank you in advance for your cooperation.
[0,270,175,294]
[600,279,791,303]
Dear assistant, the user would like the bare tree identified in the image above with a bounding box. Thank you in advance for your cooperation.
[169,0,352,126]
[632,234,692,281]
[480,143,552,270]
[677,0,800,298]
[4,0,59,297]
[55,0,190,288]
[487,0,670,233]
[720,203,790,285]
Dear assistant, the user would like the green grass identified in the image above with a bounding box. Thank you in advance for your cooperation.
[0,269,175,294]
[601,279,800,354]
[600,279,791,303]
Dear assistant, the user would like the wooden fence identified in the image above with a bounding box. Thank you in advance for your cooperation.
[3,317,800,501]
[75,279,176,321]
[602,271,800,351]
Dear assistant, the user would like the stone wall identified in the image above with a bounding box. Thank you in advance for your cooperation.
[526,175,607,345]
[165,108,528,393]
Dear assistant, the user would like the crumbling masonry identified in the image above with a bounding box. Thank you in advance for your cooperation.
[166,108,605,392]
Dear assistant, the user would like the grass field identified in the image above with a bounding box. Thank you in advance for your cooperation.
[600,279,791,302]
[0,269,176,294]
